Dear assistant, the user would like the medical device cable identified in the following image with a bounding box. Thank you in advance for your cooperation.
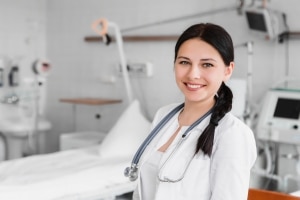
[24,75,40,155]
[262,141,279,190]
[233,41,254,127]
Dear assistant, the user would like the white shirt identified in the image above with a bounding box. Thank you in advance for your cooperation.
[140,151,162,200]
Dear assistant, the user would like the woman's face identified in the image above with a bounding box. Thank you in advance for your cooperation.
[174,38,234,105]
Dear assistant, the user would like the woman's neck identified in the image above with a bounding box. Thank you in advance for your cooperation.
[179,99,215,126]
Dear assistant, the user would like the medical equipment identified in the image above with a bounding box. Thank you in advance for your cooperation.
[32,59,51,77]
[245,0,287,41]
[124,103,214,182]
[233,41,254,125]
[92,18,133,103]
[157,136,194,183]
[245,7,287,40]
[256,88,300,145]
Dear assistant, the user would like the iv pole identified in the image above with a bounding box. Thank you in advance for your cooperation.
[234,41,254,126]
[92,18,134,104]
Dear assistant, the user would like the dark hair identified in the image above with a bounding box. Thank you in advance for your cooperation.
[174,23,234,157]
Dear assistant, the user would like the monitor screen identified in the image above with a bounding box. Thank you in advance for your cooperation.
[273,98,300,119]
[246,11,267,32]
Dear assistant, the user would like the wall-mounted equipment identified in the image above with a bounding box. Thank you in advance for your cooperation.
[0,59,4,87]
[117,61,153,78]
[256,89,300,145]
[8,66,19,87]
[245,7,287,40]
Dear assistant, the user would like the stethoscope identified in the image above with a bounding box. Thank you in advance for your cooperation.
[124,103,214,182]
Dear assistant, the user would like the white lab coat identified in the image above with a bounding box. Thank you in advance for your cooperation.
[133,103,257,200]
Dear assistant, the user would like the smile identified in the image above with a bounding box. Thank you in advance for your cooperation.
[186,83,202,89]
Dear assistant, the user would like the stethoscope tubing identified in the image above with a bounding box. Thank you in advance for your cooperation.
[132,103,214,166]
[157,107,214,182]
[131,103,184,165]
[125,102,215,182]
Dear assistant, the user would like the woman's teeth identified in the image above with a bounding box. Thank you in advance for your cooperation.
[187,84,201,89]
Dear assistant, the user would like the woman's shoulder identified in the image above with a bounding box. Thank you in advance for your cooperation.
[219,112,252,132]
[215,112,257,166]
[152,103,183,124]
[216,112,256,148]
[157,103,182,114]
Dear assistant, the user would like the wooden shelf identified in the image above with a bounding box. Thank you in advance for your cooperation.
[84,35,179,42]
[59,98,122,105]
[279,31,300,42]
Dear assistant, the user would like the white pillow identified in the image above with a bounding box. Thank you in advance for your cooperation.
[98,99,151,158]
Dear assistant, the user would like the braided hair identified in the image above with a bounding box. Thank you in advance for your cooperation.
[174,23,234,156]
[196,82,232,156]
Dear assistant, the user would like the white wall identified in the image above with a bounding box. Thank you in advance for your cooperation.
[45,0,300,152]
[46,0,247,152]
[0,0,47,77]
[1,0,300,154]
[0,0,47,156]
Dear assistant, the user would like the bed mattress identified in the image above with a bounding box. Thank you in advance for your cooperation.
[0,146,136,200]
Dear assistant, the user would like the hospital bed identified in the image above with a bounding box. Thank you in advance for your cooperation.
[0,100,151,200]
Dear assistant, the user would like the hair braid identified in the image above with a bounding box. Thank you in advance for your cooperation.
[195,82,233,156]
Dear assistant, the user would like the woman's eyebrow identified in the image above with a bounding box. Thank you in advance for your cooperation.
[176,56,217,62]
[200,58,217,62]
[176,56,190,60]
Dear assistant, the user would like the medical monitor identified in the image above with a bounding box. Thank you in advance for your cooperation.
[274,98,300,120]
[245,7,286,40]
[256,89,300,144]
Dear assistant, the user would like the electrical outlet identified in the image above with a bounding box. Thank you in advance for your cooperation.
[117,62,153,77]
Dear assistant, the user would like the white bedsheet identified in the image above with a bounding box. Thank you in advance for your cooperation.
[0,146,136,200]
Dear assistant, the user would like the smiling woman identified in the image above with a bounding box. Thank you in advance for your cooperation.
[174,38,233,110]
[128,23,257,200]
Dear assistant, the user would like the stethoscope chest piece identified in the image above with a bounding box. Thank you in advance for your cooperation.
[124,164,138,181]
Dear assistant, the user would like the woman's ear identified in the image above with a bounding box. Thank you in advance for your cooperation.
[223,62,234,81]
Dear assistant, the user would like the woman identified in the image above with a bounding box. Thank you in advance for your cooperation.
[132,23,257,200]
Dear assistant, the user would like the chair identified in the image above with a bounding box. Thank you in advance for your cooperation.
[248,188,300,200]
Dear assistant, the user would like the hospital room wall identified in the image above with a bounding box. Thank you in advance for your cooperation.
[45,0,252,152]
[0,0,47,158]
[0,0,47,84]
[1,0,300,154]
[45,0,300,153]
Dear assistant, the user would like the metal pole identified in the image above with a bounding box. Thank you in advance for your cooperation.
[108,22,134,103]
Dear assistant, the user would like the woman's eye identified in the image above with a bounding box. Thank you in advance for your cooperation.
[179,61,190,65]
[203,63,213,68]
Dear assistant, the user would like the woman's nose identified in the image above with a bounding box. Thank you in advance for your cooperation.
[187,65,201,79]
